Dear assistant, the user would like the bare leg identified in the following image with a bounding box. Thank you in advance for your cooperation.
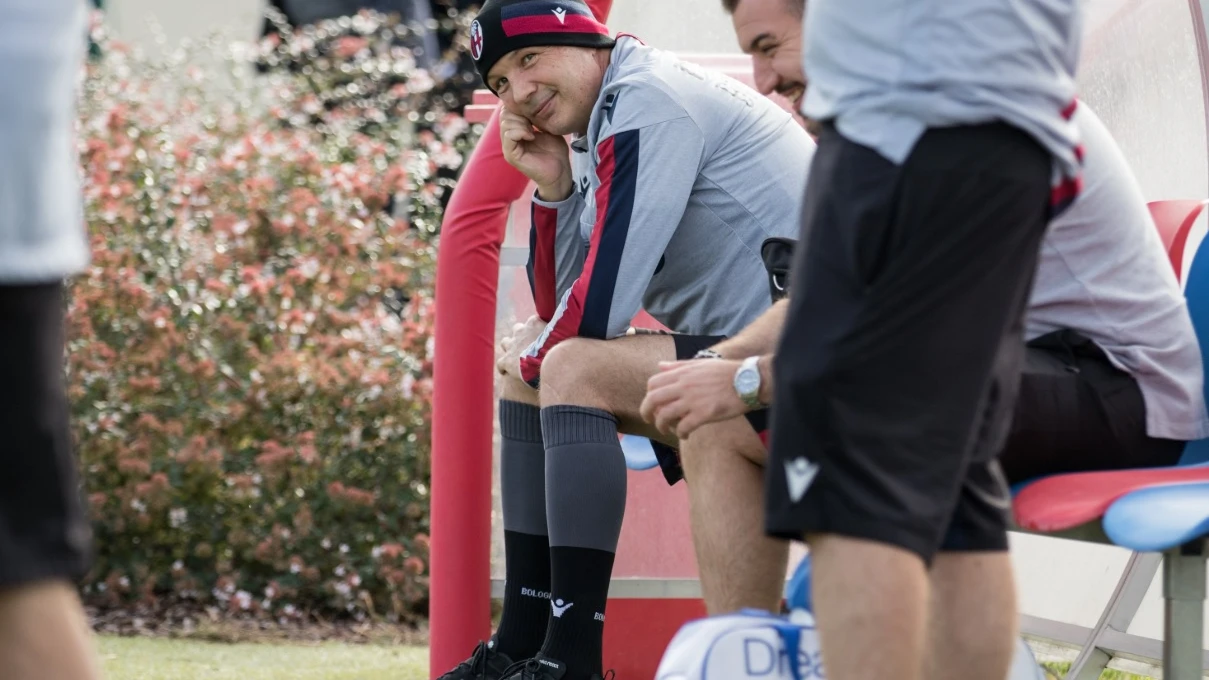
[540,334,678,446]
[808,534,929,680]
[680,425,788,614]
[526,334,682,677]
[0,580,100,680]
[539,335,791,614]
[500,371,542,406]
[923,551,1018,680]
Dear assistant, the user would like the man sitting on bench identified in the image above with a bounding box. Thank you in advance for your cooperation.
[436,1,814,679]
[639,0,1209,671]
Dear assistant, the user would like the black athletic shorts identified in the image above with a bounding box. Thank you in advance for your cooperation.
[645,333,769,486]
[0,283,92,587]
[766,122,1054,563]
[1000,329,1185,485]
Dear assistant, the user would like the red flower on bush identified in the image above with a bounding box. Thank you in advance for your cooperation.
[117,458,151,476]
[256,441,294,469]
[376,543,404,561]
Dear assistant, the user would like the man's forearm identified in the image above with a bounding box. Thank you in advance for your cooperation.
[711,299,788,360]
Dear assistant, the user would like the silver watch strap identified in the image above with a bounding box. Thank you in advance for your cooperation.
[737,355,764,409]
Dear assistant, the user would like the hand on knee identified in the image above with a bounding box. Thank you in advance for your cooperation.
[497,315,548,383]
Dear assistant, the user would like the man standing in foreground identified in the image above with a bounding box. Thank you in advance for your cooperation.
[755,2,1080,679]
[0,1,102,679]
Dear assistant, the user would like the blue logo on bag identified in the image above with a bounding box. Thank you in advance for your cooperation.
[741,636,825,679]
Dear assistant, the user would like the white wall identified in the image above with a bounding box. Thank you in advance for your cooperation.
[105,0,264,50]
[607,0,742,53]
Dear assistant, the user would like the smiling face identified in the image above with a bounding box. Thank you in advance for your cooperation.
[730,0,806,110]
[486,45,610,136]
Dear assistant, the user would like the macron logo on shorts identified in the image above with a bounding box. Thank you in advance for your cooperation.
[785,457,819,503]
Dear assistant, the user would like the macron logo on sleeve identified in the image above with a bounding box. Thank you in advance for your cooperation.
[551,7,567,22]
[601,92,618,124]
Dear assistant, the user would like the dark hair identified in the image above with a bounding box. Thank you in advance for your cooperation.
[721,0,804,18]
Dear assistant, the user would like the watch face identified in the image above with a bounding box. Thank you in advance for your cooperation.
[735,367,760,395]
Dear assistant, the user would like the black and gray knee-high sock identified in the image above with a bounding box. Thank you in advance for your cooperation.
[540,406,628,680]
[494,400,553,661]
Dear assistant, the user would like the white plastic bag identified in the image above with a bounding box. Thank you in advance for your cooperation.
[656,607,1047,680]
[655,608,824,680]
[657,556,1048,680]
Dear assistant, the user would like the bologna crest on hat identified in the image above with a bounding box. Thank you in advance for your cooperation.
[469,20,485,61]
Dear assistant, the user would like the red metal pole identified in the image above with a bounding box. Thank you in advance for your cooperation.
[430,106,530,677]
[429,3,614,675]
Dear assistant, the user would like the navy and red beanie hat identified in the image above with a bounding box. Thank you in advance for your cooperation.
[470,0,614,90]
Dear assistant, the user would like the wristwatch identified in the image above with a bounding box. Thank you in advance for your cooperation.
[733,356,764,410]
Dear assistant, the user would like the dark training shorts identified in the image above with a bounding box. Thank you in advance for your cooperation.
[0,282,92,587]
[766,122,1054,563]
[1001,329,1185,484]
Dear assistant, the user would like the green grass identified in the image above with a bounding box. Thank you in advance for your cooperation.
[97,636,1163,680]
[97,636,428,680]
[1041,661,1154,679]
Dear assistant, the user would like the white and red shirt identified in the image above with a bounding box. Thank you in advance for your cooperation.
[1028,103,1209,441]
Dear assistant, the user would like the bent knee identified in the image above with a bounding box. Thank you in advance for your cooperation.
[541,339,603,389]
[681,419,768,471]
[540,338,609,405]
[542,338,599,383]
[541,334,675,413]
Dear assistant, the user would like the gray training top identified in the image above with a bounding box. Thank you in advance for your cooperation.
[800,0,1084,211]
[519,35,815,386]
[0,0,89,282]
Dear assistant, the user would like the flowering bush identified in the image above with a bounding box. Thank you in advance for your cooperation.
[69,10,481,623]
[254,5,483,229]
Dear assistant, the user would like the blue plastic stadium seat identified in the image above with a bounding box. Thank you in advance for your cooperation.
[1104,481,1209,552]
